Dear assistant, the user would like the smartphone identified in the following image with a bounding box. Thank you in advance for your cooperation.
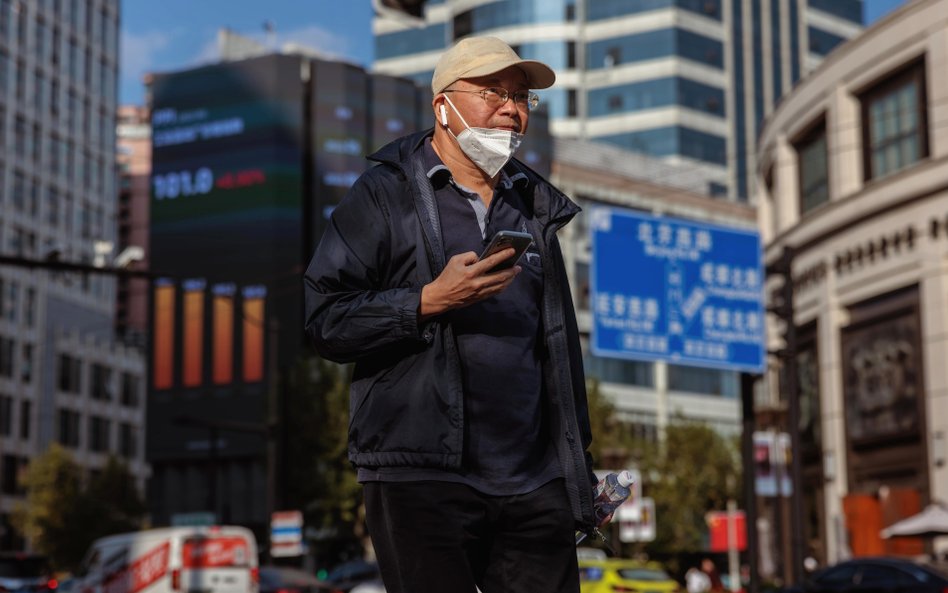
[478,230,534,274]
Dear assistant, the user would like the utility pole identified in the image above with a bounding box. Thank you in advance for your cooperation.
[766,246,804,584]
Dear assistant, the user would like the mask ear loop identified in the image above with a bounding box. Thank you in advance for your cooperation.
[442,96,472,130]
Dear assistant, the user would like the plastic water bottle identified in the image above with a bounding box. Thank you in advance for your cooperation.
[592,470,635,525]
[576,470,635,545]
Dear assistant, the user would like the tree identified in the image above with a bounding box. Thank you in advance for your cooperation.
[11,445,146,571]
[633,419,742,566]
[282,356,363,566]
[584,381,742,567]
[585,378,639,469]
[11,444,83,569]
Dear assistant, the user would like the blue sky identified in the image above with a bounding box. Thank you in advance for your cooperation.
[119,0,375,104]
[119,0,911,106]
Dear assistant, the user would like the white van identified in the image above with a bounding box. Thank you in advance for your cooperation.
[70,526,259,593]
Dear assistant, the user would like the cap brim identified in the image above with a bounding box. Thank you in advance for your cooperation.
[458,59,556,90]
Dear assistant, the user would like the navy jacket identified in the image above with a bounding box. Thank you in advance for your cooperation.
[303,129,597,528]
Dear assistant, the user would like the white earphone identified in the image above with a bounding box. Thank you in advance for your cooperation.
[440,104,448,126]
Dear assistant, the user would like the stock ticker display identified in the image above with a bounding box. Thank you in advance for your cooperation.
[149,54,305,402]
[146,53,440,465]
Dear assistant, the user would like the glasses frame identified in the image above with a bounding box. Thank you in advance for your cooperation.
[442,87,540,111]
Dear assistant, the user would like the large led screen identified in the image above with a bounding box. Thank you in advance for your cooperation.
[310,60,370,243]
[148,54,305,460]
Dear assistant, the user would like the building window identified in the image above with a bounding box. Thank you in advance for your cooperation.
[0,395,12,436]
[453,11,472,40]
[19,400,30,440]
[90,363,112,401]
[584,352,655,388]
[1,455,26,495]
[58,353,82,393]
[0,337,13,378]
[0,278,17,321]
[57,408,81,448]
[567,89,577,117]
[89,416,110,453]
[119,423,137,459]
[795,119,829,213]
[120,372,140,408]
[861,59,928,181]
[605,46,621,67]
[20,343,32,383]
[668,364,738,397]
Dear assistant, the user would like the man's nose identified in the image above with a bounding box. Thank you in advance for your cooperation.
[497,96,520,117]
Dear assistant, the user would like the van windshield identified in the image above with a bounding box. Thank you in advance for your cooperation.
[182,537,250,568]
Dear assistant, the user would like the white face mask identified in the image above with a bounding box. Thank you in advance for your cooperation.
[443,96,524,178]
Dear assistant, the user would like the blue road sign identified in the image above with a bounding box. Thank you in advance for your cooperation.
[590,207,765,373]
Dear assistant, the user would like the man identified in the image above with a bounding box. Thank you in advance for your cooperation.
[304,36,596,593]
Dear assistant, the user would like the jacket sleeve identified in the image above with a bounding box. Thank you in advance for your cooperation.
[553,234,599,489]
[303,172,427,363]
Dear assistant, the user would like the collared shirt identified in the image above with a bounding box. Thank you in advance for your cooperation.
[358,138,560,495]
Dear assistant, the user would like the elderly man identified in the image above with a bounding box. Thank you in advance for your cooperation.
[304,36,597,593]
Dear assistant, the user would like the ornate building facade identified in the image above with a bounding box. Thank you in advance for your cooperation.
[757,0,948,565]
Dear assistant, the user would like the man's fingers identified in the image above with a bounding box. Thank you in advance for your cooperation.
[473,247,516,272]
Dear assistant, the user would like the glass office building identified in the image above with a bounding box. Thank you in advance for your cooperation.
[0,0,147,550]
[373,0,863,202]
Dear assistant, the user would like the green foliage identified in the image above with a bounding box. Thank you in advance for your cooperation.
[282,356,363,561]
[633,419,742,559]
[11,444,146,572]
[584,383,742,564]
[585,378,639,469]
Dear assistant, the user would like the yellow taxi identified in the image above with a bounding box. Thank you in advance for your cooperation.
[578,558,681,593]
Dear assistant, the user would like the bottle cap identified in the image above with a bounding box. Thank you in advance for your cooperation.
[617,470,635,487]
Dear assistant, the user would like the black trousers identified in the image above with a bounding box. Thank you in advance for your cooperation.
[363,479,580,593]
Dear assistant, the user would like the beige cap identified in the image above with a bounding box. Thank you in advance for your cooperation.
[431,36,556,94]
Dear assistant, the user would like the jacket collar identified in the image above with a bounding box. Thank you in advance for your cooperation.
[367,129,580,230]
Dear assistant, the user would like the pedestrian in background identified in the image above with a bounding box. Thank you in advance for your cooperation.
[686,565,711,593]
[702,558,726,593]
[303,35,597,593]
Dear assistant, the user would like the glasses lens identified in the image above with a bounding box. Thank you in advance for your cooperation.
[527,92,539,110]
[483,88,506,107]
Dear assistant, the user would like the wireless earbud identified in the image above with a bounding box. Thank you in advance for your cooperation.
[440,104,448,126]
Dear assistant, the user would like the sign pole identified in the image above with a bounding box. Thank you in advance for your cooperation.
[741,372,760,593]
[727,498,740,592]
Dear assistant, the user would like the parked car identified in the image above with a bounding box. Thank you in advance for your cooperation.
[317,560,380,593]
[259,566,324,593]
[0,553,57,593]
[579,557,680,593]
[786,557,948,593]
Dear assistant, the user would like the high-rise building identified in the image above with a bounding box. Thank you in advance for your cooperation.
[0,0,147,549]
[372,0,863,201]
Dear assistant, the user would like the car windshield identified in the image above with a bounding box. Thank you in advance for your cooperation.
[617,568,671,581]
[0,557,50,578]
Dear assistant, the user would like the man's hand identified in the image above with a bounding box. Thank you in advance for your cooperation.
[419,248,520,320]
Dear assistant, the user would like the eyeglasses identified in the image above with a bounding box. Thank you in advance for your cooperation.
[443,87,540,111]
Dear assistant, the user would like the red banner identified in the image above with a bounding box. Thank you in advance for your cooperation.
[707,511,747,552]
